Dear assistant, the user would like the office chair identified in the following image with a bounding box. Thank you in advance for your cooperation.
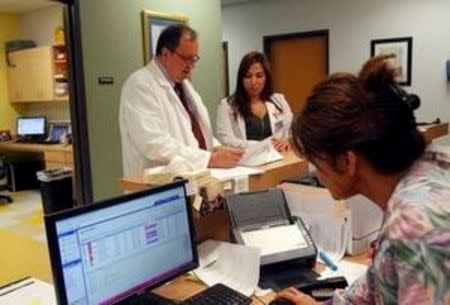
[0,155,13,203]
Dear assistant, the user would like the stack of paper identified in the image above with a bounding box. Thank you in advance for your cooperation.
[241,224,308,257]
[0,277,56,305]
[239,139,283,167]
[195,240,261,297]
[209,166,264,181]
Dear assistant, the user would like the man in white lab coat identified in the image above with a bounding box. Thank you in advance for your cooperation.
[120,24,243,177]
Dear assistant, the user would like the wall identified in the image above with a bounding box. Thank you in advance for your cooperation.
[78,0,223,200]
[222,0,450,122]
[19,4,70,122]
[21,4,62,46]
[0,14,21,130]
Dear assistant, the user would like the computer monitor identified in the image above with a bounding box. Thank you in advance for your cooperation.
[45,181,198,305]
[16,116,46,137]
[48,122,70,143]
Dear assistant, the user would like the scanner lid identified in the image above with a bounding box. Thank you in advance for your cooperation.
[226,189,291,230]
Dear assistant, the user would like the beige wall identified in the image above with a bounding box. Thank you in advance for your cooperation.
[21,4,63,46]
[0,5,69,133]
[19,4,70,122]
[223,0,450,122]
[0,14,21,131]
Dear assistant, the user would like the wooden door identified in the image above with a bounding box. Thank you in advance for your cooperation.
[264,30,328,114]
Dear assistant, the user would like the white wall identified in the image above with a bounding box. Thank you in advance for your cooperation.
[222,0,450,122]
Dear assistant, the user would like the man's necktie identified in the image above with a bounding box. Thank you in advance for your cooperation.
[174,83,207,150]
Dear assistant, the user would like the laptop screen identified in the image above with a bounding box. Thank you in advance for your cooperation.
[17,116,46,137]
[45,181,198,305]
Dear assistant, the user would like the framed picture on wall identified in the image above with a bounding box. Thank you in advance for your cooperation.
[370,37,412,86]
[141,10,188,64]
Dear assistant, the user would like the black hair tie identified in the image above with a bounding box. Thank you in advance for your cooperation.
[388,83,421,111]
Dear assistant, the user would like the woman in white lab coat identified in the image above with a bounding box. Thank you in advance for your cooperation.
[215,51,293,151]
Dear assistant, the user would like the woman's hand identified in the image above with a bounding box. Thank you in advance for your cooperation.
[271,137,291,152]
[276,287,322,305]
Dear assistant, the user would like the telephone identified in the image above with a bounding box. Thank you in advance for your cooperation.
[0,130,12,142]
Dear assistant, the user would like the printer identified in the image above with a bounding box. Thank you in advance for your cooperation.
[226,188,317,266]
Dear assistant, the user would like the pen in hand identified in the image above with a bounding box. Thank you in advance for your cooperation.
[319,251,338,271]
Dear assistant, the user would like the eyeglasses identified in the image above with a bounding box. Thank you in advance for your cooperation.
[172,50,200,65]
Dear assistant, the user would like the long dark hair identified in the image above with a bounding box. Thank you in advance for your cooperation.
[291,54,425,174]
[228,51,274,119]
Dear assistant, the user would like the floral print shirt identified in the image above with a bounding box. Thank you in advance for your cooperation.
[331,144,450,305]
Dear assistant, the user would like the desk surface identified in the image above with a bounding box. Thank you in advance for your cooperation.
[419,122,449,142]
[120,151,308,193]
[120,151,308,243]
[119,123,449,192]
[151,251,370,304]
[0,141,72,153]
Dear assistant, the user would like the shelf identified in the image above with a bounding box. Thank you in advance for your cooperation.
[53,96,69,102]
[54,74,67,79]
[7,46,69,103]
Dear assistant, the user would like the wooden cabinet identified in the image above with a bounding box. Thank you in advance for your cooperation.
[44,150,73,169]
[0,142,73,170]
[7,46,68,103]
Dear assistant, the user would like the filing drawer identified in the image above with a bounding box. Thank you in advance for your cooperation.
[44,150,73,169]
[44,151,65,163]
[46,162,66,169]
[64,151,73,165]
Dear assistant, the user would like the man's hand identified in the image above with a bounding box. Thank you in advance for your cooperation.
[276,288,322,305]
[271,137,291,152]
[208,146,244,168]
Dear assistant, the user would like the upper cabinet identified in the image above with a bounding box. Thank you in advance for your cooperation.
[7,46,69,103]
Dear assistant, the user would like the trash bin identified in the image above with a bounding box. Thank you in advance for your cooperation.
[37,168,73,214]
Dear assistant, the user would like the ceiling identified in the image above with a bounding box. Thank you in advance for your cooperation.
[0,0,56,14]
[0,0,251,13]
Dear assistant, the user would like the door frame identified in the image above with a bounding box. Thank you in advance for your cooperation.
[263,29,330,75]
[222,41,230,97]
[58,0,93,205]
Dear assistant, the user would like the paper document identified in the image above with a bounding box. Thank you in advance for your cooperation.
[319,260,368,286]
[281,184,351,262]
[239,138,283,167]
[0,277,56,305]
[210,166,263,181]
[241,224,307,257]
[195,240,261,297]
